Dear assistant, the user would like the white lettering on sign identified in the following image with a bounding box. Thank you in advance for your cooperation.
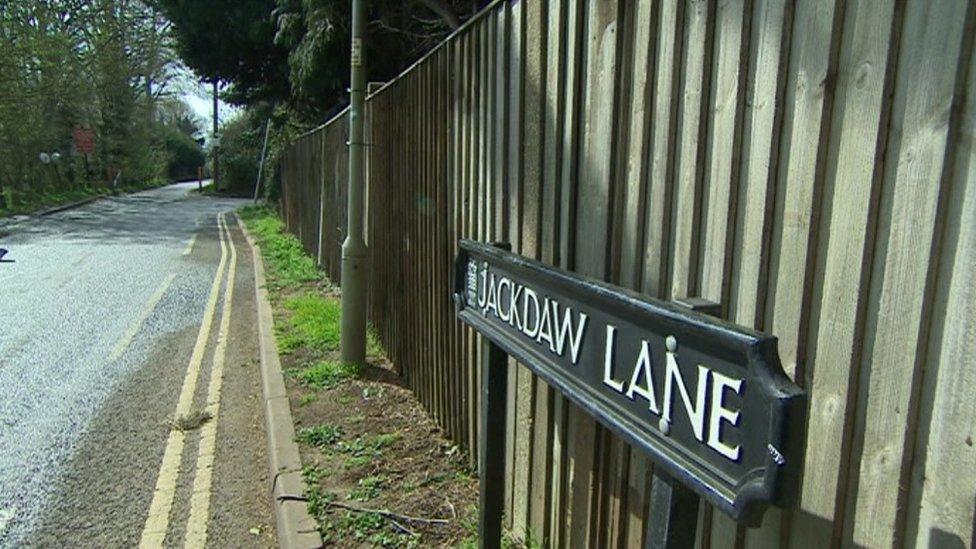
[470,260,744,462]
[708,371,744,460]
[477,261,587,364]
[625,340,660,414]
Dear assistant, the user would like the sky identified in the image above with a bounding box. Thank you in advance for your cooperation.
[174,71,240,141]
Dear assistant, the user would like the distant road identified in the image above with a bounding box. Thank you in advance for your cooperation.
[0,183,275,547]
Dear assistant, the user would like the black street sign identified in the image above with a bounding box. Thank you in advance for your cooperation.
[454,240,805,527]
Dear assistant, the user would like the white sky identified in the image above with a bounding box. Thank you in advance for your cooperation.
[173,70,241,141]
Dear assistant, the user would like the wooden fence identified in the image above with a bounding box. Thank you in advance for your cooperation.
[279,0,976,546]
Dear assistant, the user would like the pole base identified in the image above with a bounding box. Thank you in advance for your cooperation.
[340,244,369,365]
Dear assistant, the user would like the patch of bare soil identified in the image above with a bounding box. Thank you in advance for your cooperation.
[276,291,479,547]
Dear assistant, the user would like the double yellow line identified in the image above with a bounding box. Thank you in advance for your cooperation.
[140,212,237,548]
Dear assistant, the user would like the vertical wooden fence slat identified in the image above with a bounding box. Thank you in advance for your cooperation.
[530,0,561,543]
[905,29,976,546]
[475,17,491,471]
[620,0,660,545]
[566,1,621,545]
[601,0,636,545]
[504,1,522,532]
[551,1,583,545]
[512,0,542,539]
[436,48,449,450]
[468,22,483,466]
[454,31,467,449]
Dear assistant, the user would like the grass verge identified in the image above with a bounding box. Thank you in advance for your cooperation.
[239,204,480,547]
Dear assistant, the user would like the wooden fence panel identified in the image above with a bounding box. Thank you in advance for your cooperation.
[277,1,976,547]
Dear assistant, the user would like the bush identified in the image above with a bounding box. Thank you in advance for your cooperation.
[156,124,205,181]
[218,113,262,196]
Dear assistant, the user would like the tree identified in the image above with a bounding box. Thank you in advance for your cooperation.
[0,0,201,205]
[156,0,480,123]
[153,0,291,106]
[272,0,479,120]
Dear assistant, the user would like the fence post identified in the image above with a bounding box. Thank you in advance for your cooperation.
[479,337,508,549]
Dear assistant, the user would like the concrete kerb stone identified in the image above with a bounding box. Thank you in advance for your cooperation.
[237,213,323,549]
[35,196,100,216]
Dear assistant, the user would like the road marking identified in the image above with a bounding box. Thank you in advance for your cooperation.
[107,273,176,363]
[182,233,198,256]
[184,213,237,547]
[139,213,229,548]
[0,507,13,537]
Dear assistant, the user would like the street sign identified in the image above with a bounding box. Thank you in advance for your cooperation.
[454,240,805,536]
[73,127,95,155]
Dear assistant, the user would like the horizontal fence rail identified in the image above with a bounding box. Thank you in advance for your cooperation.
[280,0,976,547]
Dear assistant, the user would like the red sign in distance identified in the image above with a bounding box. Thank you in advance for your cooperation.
[73,127,95,154]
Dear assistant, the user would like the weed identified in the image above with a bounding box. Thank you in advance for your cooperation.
[170,410,212,432]
[302,465,330,484]
[336,437,368,456]
[344,455,373,469]
[299,393,317,406]
[345,414,366,424]
[372,431,400,449]
[341,510,385,541]
[368,530,419,548]
[289,360,361,390]
[418,472,447,487]
[337,431,400,459]
[348,474,387,502]
[305,483,335,520]
[454,466,477,482]
[296,424,343,449]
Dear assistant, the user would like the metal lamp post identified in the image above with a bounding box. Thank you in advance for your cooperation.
[340,0,369,365]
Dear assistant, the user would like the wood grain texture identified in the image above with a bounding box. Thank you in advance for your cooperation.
[550,2,583,545]
[702,0,752,545]
[905,21,976,545]
[504,2,521,532]
[668,0,712,301]
[618,5,658,545]
[565,1,619,545]
[527,0,555,542]
[844,1,971,545]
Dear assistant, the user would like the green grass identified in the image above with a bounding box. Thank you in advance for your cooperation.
[288,360,361,389]
[367,324,385,357]
[299,393,318,406]
[238,205,321,292]
[278,294,342,354]
[296,424,344,449]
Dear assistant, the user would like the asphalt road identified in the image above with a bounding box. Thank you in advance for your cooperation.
[0,183,275,547]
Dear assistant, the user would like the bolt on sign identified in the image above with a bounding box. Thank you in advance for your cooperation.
[454,240,805,533]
